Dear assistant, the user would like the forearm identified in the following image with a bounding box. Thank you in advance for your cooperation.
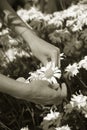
[0,74,31,99]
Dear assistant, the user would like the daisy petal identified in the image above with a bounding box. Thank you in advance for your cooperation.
[55,67,59,70]
[37,70,44,74]
[54,70,61,73]
[41,67,46,71]
[54,73,61,78]
[51,77,58,84]
[46,62,52,69]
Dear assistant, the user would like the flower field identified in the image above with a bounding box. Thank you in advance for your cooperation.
[0,1,87,130]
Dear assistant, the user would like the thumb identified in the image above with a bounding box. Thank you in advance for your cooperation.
[48,83,60,90]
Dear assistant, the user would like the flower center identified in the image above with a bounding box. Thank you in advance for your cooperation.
[45,68,54,78]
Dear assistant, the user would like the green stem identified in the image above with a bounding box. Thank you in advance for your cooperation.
[75,76,87,89]
[0,122,12,130]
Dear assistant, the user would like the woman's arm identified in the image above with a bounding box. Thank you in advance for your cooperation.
[0,0,60,67]
[0,74,67,105]
[0,0,33,36]
[0,74,30,98]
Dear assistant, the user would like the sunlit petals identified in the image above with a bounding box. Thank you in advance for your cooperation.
[78,56,87,70]
[55,125,71,130]
[51,76,58,84]
[70,94,87,109]
[20,126,29,130]
[44,109,60,121]
[54,73,61,79]
[65,63,79,77]
[29,62,61,84]
[28,72,40,81]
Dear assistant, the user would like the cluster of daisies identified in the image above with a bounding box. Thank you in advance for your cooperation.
[17,4,87,58]
[20,91,87,130]
[17,55,87,84]
[17,56,87,130]
[41,92,87,130]
[17,61,62,93]
[17,4,87,32]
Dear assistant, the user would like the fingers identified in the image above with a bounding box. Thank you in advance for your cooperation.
[52,83,60,90]
[51,48,60,68]
[61,83,67,97]
[30,80,66,105]
[38,55,48,66]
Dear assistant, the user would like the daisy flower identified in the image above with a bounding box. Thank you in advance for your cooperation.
[70,94,87,109]
[43,109,60,121]
[65,63,79,77]
[28,72,41,81]
[17,9,29,21]
[5,49,16,62]
[55,125,71,130]
[29,62,61,84]
[60,53,66,60]
[20,126,29,130]
[27,7,44,20]
[78,56,87,70]
[0,29,9,36]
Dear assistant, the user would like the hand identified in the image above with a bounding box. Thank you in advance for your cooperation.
[29,36,60,67]
[22,30,60,67]
[0,0,60,67]
[24,80,67,105]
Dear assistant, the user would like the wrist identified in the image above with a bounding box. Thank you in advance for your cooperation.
[22,82,35,102]
[21,28,38,46]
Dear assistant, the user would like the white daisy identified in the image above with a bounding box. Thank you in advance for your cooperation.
[44,109,60,121]
[78,56,87,70]
[70,94,87,109]
[55,125,71,130]
[17,9,29,21]
[28,72,42,81]
[5,49,16,62]
[20,126,29,130]
[0,29,9,36]
[29,62,61,84]
[60,53,66,60]
[65,63,79,77]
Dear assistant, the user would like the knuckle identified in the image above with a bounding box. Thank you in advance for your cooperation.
[52,49,57,55]
[53,48,60,55]
[56,48,60,54]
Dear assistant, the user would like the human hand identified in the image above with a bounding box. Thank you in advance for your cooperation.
[24,80,67,105]
[22,30,60,67]
[0,0,60,67]
[29,36,60,67]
